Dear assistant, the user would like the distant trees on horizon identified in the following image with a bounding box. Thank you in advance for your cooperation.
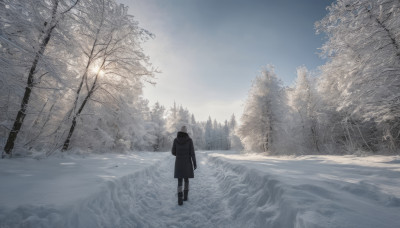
[1,0,399,157]
[150,101,242,152]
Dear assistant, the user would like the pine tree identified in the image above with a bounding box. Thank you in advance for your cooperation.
[150,102,167,151]
[228,114,243,151]
[204,117,213,150]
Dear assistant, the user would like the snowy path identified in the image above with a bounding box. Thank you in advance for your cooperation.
[0,152,235,228]
[1,151,400,228]
[122,152,233,228]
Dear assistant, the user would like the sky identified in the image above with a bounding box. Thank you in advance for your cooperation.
[118,0,335,123]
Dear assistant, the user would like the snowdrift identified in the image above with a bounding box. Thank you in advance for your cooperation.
[0,159,166,228]
[209,155,321,228]
[208,153,400,228]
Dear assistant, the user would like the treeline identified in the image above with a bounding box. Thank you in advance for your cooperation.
[2,0,399,156]
[0,0,240,157]
[238,0,400,155]
[148,102,242,152]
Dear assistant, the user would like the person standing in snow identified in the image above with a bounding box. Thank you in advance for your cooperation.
[171,125,197,206]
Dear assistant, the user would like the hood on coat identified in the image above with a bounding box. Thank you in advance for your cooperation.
[176,131,190,144]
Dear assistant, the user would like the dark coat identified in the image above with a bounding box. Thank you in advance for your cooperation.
[171,132,197,178]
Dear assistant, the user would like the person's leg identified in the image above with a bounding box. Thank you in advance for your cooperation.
[177,178,183,205]
[183,178,189,201]
[178,178,183,189]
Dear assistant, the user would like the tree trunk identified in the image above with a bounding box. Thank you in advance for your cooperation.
[62,72,100,151]
[3,1,59,157]
[61,4,106,152]
[62,90,92,151]
[311,125,320,152]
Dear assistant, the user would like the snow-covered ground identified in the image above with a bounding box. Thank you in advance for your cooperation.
[208,152,400,228]
[0,151,399,228]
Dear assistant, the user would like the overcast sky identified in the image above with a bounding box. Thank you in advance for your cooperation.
[118,0,335,123]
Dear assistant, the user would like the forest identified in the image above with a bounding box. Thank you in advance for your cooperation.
[1,0,400,157]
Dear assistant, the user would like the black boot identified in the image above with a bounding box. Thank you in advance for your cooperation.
[183,190,189,201]
[178,192,183,205]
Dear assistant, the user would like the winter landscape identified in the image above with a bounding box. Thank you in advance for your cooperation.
[1,0,400,227]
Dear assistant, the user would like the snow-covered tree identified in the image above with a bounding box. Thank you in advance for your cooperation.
[212,119,221,149]
[190,114,204,150]
[166,104,191,134]
[0,0,158,156]
[228,114,243,151]
[238,66,286,153]
[316,0,400,152]
[289,67,320,152]
[229,114,237,130]
[222,120,230,150]
[61,0,153,151]
[166,102,178,133]
[149,102,168,151]
[204,117,213,150]
[164,104,232,151]
[1,0,80,157]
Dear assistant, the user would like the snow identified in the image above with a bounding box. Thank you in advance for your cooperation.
[0,151,399,227]
[0,152,166,209]
[208,152,400,227]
